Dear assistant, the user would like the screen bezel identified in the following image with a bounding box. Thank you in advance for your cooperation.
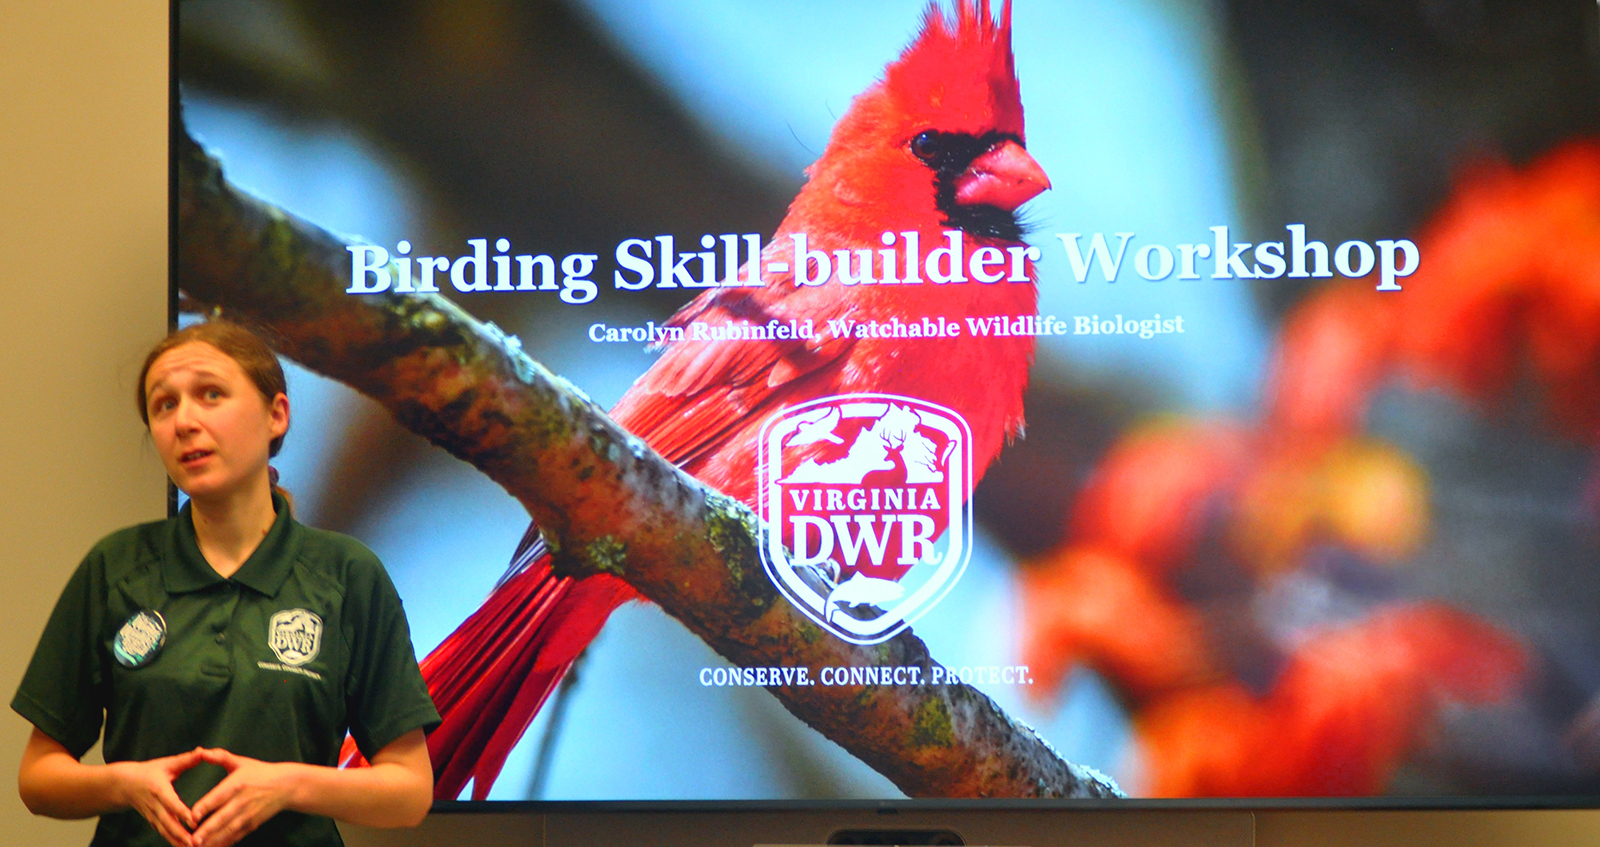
[165,0,1600,813]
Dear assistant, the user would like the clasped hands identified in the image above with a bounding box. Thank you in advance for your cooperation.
[111,747,300,847]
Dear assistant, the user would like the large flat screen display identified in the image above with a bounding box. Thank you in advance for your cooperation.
[176,0,1600,804]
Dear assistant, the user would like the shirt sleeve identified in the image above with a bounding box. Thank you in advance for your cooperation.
[343,553,441,760]
[12,552,106,759]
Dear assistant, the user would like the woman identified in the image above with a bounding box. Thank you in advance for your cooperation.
[13,320,441,847]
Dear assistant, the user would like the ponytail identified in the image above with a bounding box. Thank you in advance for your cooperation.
[268,465,296,516]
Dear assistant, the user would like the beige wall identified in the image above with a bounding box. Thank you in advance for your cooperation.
[3,3,1596,846]
[1,2,170,845]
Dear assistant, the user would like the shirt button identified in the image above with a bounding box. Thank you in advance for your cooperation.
[216,633,227,644]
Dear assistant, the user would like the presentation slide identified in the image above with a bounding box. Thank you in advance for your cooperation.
[175,0,1600,802]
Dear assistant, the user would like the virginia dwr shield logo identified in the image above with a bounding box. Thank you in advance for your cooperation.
[758,393,973,645]
[269,608,323,666]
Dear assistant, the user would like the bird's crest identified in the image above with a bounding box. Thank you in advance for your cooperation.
[883,0,1022,137]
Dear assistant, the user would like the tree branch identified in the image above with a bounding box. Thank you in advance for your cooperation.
[175,127,1122,800]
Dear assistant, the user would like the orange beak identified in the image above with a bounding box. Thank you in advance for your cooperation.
[954,139,1051,211]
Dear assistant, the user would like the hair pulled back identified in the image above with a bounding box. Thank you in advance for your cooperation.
[137,319,293,503]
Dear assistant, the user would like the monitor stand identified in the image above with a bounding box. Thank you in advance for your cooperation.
[343,808,1255,847]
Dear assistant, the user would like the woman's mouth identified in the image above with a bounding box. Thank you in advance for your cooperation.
[180,449,213,466]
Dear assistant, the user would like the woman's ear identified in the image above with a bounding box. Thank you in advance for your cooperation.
[268,392,290,440]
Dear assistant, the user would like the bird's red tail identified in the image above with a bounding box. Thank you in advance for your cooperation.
[340,526,635,799]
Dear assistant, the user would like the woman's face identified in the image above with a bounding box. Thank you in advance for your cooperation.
[143,341,289,504]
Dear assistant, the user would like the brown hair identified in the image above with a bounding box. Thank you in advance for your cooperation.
[137,319,293,505]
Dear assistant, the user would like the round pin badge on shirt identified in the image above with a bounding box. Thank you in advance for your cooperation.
[113,610,166,669]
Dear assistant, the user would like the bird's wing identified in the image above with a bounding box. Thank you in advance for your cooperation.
[610,276,858,471]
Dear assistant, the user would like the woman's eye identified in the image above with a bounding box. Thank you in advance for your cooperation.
[910,131,939,163]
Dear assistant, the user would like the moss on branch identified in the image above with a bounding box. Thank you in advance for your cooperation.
[176,125,1122,800]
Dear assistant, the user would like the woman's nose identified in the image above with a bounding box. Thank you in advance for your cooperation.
[171,397,201,431]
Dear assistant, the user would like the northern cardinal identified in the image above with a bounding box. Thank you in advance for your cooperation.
[1015,141,1600,800]
[1020,545,1217,702]
[1392,142,1600,437]
[1135,603,1526,797]
[382,0,1052,799]
[1263,143,1600,440]
[1067,420,1249,576]
[1265,281,1399,441]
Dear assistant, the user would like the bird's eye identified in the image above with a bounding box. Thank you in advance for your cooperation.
[910,131,939,163]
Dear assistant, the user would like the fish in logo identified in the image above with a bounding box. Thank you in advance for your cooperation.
[757,393,973,645]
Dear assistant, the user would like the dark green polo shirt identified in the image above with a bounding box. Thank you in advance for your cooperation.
[13,494,441,847]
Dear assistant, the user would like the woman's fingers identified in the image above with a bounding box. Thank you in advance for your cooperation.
[115,757,199,846]
[192,793,269,847]
[189,758,291,847]
[189,774,240,823]
[148,805,194,847]
[197,746,243,771]
[137,786,194,847]
[155,779,196,831]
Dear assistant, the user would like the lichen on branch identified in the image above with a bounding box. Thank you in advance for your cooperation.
[175,125,1122,800]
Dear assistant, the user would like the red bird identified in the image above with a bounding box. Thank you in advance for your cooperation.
[392,0,1052,799]
[1135,603,1527,797]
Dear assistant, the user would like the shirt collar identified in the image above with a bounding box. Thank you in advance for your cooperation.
[162,491,302,597]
